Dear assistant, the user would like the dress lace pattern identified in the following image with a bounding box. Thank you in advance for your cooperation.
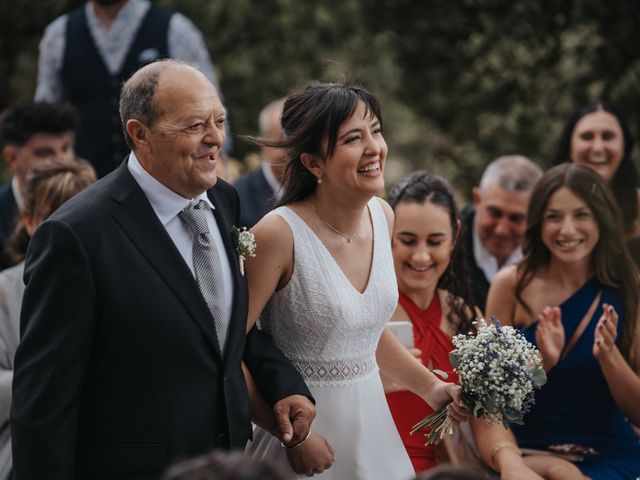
[260,198,398,387]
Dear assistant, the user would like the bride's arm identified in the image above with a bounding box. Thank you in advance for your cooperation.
[245,215,294,332]
[376,329,466,421]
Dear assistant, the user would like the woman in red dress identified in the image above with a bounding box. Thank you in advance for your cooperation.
[383,171,477,473]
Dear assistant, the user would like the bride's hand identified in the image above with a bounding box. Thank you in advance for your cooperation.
[423,380,468,424]
[285,431,335,477]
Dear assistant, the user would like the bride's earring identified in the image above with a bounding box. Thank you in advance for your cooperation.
[317,175,323,184]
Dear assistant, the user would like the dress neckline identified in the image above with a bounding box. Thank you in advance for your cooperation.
[283,201,376,296]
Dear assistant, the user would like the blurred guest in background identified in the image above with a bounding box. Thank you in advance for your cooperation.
[460,155,542,312]
[384,171,477,473]
[554,102,639,237]
[161,450,288,480]
[35,0,226,178]
[234,98,286,227]
[0,101,76,270]
[0,157,96,480]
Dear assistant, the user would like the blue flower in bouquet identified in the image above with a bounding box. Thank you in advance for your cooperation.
[411,316,546,445]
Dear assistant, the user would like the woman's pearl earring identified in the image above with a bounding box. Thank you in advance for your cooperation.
[317,176,322,184]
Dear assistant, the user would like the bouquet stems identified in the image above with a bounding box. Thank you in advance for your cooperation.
[410,407,452,446]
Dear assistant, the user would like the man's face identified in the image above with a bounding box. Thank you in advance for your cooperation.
[4,131,74,191]
[136,67,226,198]
[472,183,531,265]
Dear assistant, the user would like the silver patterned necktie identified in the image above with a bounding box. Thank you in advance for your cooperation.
[179,200,227,351]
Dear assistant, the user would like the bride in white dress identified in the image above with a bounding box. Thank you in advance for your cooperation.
[243,83,466,479]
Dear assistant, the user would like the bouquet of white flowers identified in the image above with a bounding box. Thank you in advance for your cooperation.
[411,317,547,445]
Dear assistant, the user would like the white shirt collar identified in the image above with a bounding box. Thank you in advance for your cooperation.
[261,161,283,201]
[11,176,25,212]
[127,151,214,226]
[86,0,150,74]
[472,213,522,282]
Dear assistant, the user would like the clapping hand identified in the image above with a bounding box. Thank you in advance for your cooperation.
[273,394,316,446]
[593,303,618,360]
[535,306,565,371]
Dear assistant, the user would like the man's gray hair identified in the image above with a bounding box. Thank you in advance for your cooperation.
[119,59,193,150]
[258,98,286,137]
[478,155,543,194]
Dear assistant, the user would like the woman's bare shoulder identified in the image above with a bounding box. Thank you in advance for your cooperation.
[251,213,294,262]
[375,196,395,235]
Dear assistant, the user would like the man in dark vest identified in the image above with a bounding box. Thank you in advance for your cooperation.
[35,0,223,178]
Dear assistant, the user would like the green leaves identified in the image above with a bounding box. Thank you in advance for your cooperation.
[531,366,547,388]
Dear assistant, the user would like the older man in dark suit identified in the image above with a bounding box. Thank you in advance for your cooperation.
[11,60,319,480]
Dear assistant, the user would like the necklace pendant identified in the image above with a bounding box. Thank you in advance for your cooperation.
[347,237,352,243]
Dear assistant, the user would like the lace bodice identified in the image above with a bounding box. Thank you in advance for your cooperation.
[260,198,398,386]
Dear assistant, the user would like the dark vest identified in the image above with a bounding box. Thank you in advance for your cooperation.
[62,5,172,178]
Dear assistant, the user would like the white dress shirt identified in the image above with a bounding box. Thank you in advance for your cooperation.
[261,161,283,202]
[127,152,233,333]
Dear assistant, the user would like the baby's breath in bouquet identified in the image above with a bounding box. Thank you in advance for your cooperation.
[411,317,547,445]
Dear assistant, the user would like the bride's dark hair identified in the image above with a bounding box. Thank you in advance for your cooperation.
[251,82,382,207]
[388,170,477,335]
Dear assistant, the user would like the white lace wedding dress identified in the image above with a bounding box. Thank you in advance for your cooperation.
[246,198,415,480]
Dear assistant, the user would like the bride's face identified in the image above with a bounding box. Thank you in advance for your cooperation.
[392,201,455,297]
[318,101,387,197]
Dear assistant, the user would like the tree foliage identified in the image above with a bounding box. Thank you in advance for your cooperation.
[1,0,638,194]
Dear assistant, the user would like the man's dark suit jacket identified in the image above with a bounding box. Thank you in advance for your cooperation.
[460,205,491,313]
[233,166,276,228]
[0,181,18,270]
[11,163,311,480]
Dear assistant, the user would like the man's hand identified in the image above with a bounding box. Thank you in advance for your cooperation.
[273,394,316,445]
[285,432,335,476]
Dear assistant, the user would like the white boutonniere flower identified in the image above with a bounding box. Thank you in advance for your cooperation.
[232,226,256,276]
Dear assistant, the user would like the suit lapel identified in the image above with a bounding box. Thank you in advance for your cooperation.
[208,187,246,363]
[109,166,224,358]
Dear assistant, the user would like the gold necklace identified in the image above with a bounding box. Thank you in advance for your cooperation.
[311,203,364,243]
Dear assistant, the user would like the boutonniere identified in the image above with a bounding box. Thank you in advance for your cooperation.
[231,226,256,276]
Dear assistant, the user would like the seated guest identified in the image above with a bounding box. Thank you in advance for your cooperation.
[460,155,542,312]
[0,157,96,480]
[479,163,640,479]
[383,171,478,473]
[0,102,77,269]
[161,450,288,480]
[554,102,639,237]
[234,99,286,227]
[414,464,491,480]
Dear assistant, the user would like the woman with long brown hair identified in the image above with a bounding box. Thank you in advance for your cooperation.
[484,163,640,478]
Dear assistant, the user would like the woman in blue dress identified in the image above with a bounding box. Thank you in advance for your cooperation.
[482,163,640,479]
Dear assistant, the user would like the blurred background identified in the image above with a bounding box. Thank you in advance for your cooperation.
[1,0,639,198]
